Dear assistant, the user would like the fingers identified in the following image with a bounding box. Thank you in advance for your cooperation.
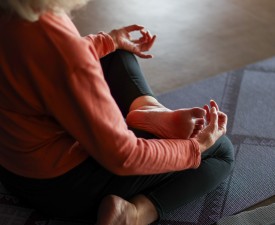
[195,101,227,151]
[203,100,228,135]
[134,33,156,58]
[125,25,154,45]
[132,36,147,44]
[217,111,228,132]
[191,105,224,138]
[111,24,156,59]
[219,111,227,124]
[140,29,155,44]
[209,107,218,128]
[133,37,156,58]
[126,25,156,58]
[190,118,205,138]
[134,49,154,59]
[204,100,219,123]
[209,100,227,131]
[203,104,210,123]
[140,35,157,57]
[131,29,149,44]
[124,24,145,33]
[210,99,219,111]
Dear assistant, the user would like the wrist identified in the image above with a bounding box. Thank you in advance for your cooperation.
[108,30,118,49]
[196,135,214,153]
[198,142,207,153]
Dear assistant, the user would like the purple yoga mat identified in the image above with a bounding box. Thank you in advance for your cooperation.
[155,56,275,225]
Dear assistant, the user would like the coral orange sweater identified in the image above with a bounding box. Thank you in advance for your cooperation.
[0,12,201,178]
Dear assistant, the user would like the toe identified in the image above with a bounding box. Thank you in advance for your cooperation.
[192,107,206,117]
[195,118,205,125]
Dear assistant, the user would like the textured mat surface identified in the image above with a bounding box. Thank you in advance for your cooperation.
[155,56,275,225]
[1,57,275,224]
[216,203,275,225]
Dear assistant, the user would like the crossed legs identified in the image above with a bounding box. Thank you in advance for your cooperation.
[0,51,234,225]
[98,50,234,224]
[101,50,206,140]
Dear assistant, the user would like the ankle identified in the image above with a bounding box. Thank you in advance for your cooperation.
[130,195,158,225]
[129,96,164,112]
[96,195,139,225]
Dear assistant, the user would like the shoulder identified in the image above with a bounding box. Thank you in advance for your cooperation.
[38,12,99,67]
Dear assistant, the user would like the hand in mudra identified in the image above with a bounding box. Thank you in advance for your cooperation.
[109,24,156,59]
[195,100,228,153]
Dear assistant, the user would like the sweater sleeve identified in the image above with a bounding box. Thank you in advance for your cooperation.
[84,32,116,58]
[37,49,201,176]
[43,65,201,175]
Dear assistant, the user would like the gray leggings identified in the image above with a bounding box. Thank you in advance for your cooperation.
[0,50,235,222]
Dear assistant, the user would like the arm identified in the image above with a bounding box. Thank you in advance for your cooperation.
[41,60,201,175]
[40,17,199,175]
[84,24,156,59]
[84,32,116,58]
[40,18,223,175]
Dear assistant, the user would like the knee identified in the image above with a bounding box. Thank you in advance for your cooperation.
[112,49,135,58]
[217,135,235,169]
[203,135,235,169]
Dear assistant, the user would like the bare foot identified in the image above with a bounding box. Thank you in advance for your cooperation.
[96,195,138,225]
[126,106,206,139]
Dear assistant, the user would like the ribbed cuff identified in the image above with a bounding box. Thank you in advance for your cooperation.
[189,138,201,168]
[98,31,116,52]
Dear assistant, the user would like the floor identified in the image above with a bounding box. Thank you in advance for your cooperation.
[72,0,275,211]
[73,0,275,95]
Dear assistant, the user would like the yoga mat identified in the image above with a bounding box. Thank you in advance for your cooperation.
[216,203,275,225]
[155,56,275,225]
[1,57,275,225]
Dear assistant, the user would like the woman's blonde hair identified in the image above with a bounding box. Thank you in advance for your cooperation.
[0,0,90,21]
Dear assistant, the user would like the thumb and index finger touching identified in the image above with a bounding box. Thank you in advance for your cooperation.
[124,24,157,50]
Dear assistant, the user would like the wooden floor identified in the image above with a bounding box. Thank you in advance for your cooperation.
[73,0,275,95]
[72,0,275,212]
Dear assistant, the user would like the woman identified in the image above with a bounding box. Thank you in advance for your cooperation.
[0,1,234,224]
